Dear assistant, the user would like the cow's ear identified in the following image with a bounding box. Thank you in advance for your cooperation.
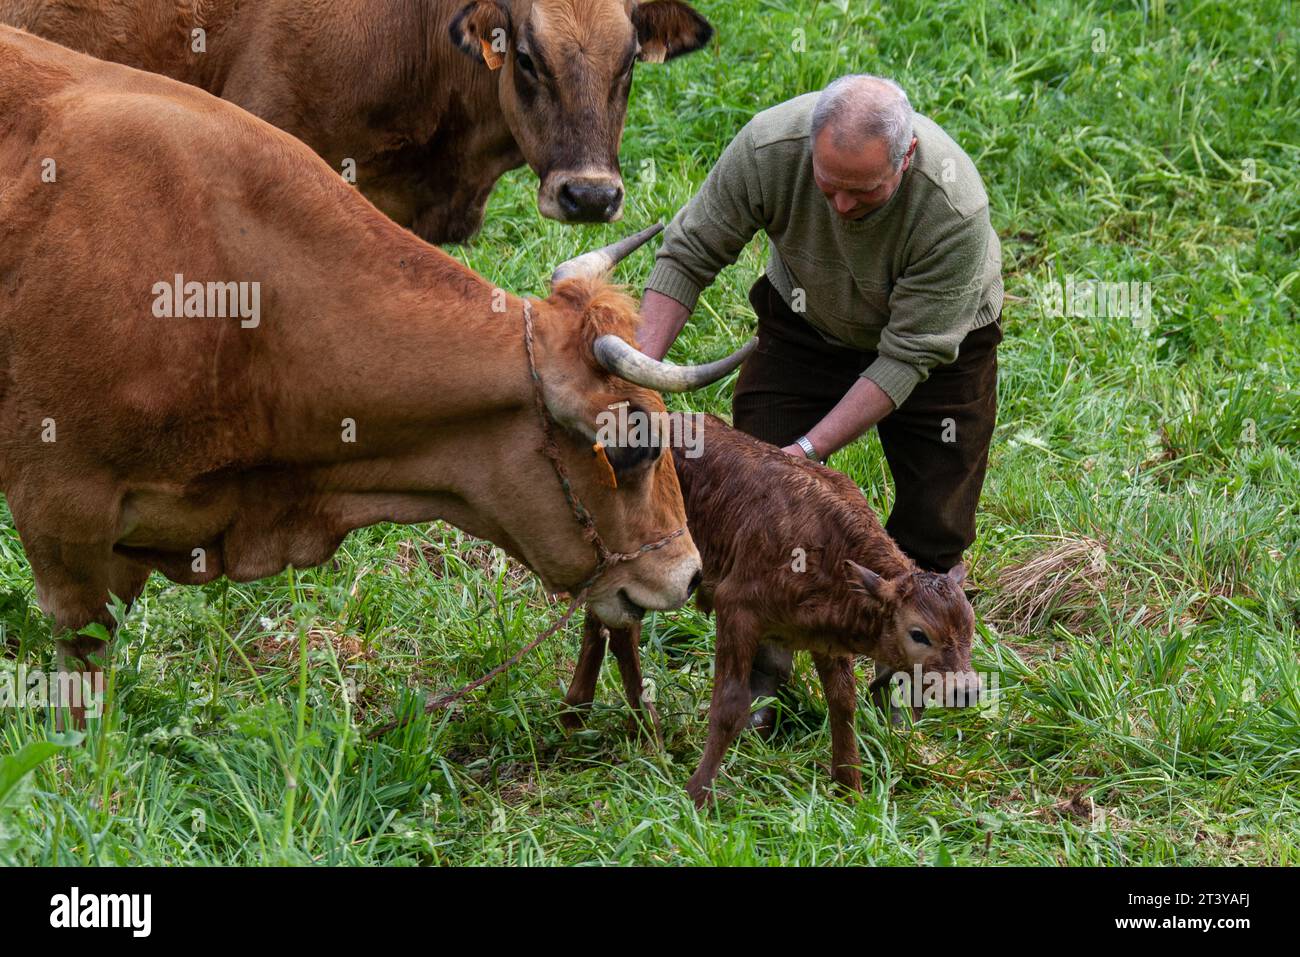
[632,1,713,64]
[845,560,891,603]
[449,1,512,69]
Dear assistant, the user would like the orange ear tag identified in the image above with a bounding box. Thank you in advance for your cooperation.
[480,38,504,70]
[592,442,618,489]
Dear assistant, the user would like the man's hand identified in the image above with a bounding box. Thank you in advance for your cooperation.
[637,290,693,360]
[780,443,805,458]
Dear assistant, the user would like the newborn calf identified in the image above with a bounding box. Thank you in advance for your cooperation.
[563,414,979,806]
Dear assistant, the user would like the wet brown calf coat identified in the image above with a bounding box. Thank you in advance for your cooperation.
[565,414,977,805]
[0,0,713,242]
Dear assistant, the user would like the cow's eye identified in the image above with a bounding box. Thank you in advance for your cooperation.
[909,628,931,646]
[515,50,537,78]
[603,440,662,478]
[592,404,665,482]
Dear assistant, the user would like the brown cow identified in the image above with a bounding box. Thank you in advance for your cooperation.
[563,414,979,806]
[0,0,713,243]
[0,27,753,724]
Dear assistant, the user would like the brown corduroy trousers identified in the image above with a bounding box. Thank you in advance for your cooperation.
[732,275,1001,697]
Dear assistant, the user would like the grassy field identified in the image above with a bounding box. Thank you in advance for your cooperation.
[2,0,1297,865]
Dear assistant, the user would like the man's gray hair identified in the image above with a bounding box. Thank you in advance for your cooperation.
[811,74,915,168]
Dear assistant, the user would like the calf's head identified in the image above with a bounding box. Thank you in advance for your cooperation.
[450,0,712,224]
[519,226,753,625]
[846,560,980,709]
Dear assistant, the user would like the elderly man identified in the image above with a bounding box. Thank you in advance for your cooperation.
[639,74,1003,733]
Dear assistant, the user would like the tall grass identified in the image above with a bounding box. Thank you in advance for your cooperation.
[1,0,1296,864]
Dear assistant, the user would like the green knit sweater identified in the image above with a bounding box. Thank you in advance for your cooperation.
[646,92,1003,407]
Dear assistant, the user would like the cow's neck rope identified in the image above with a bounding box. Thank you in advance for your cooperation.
[518,298,687,593]
[367,300,685,739]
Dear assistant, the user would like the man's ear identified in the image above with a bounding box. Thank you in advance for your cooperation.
[845,559,891,602]
[632,0,713,64]
[449,0,512,70]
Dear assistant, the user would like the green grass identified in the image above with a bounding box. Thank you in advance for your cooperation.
[2,0,1298,865]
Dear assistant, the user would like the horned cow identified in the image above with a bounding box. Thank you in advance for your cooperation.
[0,27,755,724]
[0,0,714,243]
[565,414,980,806]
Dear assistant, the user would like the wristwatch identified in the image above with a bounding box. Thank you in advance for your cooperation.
[795,435,820,461]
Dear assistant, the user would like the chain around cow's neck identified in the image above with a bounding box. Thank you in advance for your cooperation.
[363,301,688,738]
[520,299,686,596]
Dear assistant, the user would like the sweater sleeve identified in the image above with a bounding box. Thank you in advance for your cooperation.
[862,208,992,408]
[644,122,767,313]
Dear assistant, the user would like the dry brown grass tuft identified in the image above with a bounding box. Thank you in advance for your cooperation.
[980,535,1213,638]
[980,536,1113,636]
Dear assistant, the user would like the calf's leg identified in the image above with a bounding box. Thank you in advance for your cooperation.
[748,641,793,738]
[686,607,760,807]
[812,652,862,794]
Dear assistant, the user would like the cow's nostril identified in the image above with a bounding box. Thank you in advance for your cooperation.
[686,570,702,598]
[558,181,623,222]
[557,183,581,217]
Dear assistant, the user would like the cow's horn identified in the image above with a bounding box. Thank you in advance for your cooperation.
[551,223,665,284]
[593,335,758,393]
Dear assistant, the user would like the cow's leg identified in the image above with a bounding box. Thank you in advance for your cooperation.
[561,612,609,731]
[812,652,862,795]
[22,531,149,729]
[606,621,659,744]
[686,607,760,808]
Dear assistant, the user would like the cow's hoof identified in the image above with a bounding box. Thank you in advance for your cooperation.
[625,707,662,748]
[558,706,587,733]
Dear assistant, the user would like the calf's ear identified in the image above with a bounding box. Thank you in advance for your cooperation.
[844,559,890,602]
[449,0,512,69]
[633,1,713,63]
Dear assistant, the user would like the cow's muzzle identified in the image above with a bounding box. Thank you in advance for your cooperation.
[540,171,624,223]
[588,550,702,627]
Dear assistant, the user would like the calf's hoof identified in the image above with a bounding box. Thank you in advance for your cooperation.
[832,770,863,797]
[685,775,716,809]
[748,702,778,740]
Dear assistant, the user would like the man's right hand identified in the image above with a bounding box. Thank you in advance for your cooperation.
[637,289,693,360]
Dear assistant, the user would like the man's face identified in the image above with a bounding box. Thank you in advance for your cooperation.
[812,128,916,220]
